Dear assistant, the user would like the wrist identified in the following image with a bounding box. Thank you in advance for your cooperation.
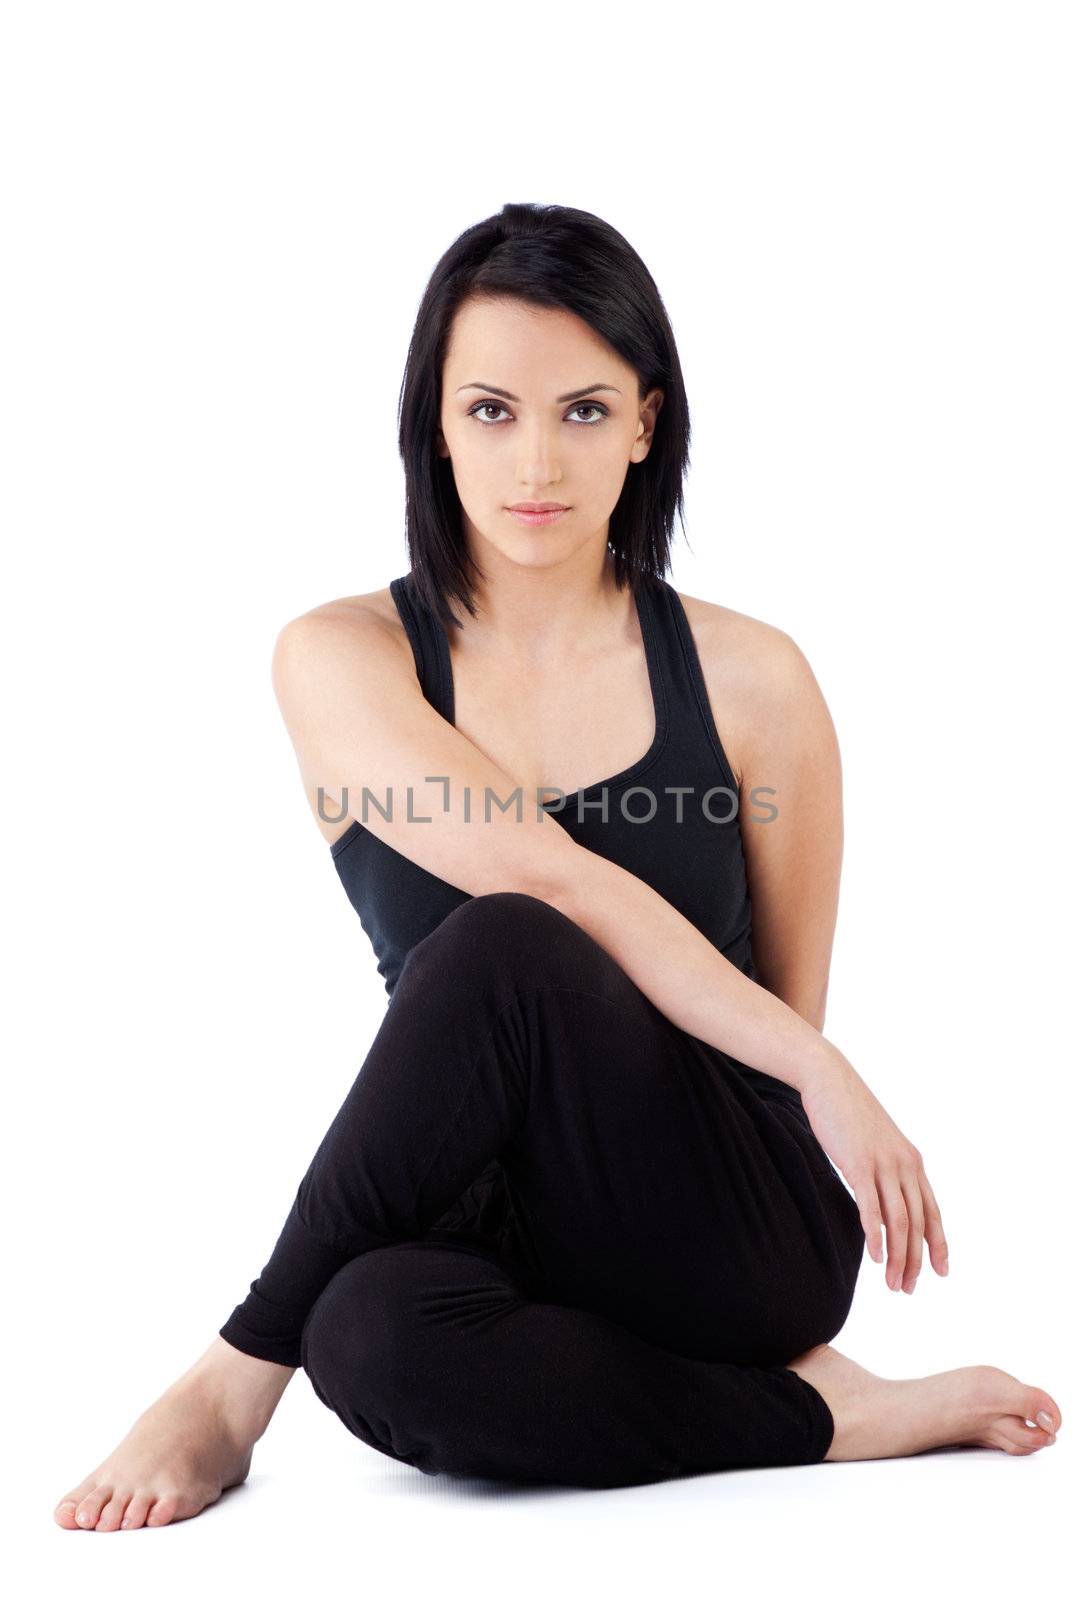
[794,1034,853,1097]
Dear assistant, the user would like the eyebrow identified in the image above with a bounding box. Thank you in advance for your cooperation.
[455,382,622,403]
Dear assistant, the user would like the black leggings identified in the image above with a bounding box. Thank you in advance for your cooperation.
[219,892,865,1488]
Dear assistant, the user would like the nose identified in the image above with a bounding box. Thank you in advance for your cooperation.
[515,420,564,493]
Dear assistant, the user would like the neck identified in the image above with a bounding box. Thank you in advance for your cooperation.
[450,544,629,660]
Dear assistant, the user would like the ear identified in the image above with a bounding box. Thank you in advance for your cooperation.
[632,388,666,463]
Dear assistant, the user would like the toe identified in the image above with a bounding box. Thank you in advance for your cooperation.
[121,1492,154,1530]
[993,1416,1051,1455]
[54,1497,82,1529]
[987,1372,1063,1437]
[95,1494,130,1532]
[146,1492,179,1527]
[74,1486,112,1529]
[1027,1389,1061,1433]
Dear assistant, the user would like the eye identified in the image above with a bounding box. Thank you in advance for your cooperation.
[467,401,610,426]
[468,401,512,425]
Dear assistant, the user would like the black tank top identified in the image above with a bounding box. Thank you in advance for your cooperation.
[330,570,764,1005]
[328,571,801,1246]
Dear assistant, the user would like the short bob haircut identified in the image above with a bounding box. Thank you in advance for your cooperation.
[396,202,692,629]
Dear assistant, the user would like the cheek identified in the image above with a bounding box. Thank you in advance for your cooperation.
[450,448,495,492]
[447,425,498,462]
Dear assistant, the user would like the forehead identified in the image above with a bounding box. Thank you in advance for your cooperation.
[444,296,620,380]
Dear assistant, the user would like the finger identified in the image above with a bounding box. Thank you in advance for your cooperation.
[876,1167,910,1289]
[899,1172,926,1292]
[852,1174,885,1264]
[918,1168,950,1275]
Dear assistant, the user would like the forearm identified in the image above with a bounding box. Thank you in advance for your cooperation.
[544,845,845,1095]
[770,981,828,1035]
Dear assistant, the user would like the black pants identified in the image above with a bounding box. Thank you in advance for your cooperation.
[219,893,865,1488]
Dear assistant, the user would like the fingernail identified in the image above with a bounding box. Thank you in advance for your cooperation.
[1037,1411,1054,1427]
[893,1274,902,1290]
[904,1280,915,1294]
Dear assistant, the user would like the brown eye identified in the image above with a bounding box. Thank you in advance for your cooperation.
[469,402,510,424]
[467,401,609,426]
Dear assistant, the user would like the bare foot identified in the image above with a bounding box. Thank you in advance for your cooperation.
[787,1344,1063,1462]
[53,1337,296,1531]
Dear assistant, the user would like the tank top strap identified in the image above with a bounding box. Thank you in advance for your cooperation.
[643,575,742,794]
[392,568,738,796]
[390,573,453,719]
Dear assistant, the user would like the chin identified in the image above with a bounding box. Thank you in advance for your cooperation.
[473,525,577,565]
[503,542,572,569]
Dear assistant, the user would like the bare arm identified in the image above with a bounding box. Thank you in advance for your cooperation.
[537,616,951,1291]
[275,604,843,1094]
[547,622,847,1085]
[274,603,580,901]
[729,624,843,1034]
[547,852,842,1092]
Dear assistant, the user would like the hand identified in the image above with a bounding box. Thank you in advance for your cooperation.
[800,1051,950,1292]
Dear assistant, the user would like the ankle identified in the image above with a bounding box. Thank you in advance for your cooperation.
[187,1337,296,1438]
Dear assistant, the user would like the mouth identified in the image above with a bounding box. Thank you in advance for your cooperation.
[506,505,570,527]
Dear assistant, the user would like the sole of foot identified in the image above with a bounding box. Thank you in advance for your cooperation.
[787,1346,1062,1463]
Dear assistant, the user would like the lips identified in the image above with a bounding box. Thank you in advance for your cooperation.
[506,506,570,526]
[507,503,569,512]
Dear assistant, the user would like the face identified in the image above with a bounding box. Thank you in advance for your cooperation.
[436,295,664,577]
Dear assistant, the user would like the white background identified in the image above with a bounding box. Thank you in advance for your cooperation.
[4,1,1083,1594]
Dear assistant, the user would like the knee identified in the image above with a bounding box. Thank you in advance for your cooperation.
[301,1247,418,1422]
[301,1244,514,1478]
[431,890,563,948]
[403,890,596,991]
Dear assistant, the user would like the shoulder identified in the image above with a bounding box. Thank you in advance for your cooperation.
[672,588,817,698]
[277,582,401,634]
[272,584,415,689]
[671,589,832,786]
[273,585,412,659]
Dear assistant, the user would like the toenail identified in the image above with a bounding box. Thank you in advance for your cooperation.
[121,1518,130,1528]
[77,1512,88,1524]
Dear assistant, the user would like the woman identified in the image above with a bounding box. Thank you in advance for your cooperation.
[54,202,1060,1530]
